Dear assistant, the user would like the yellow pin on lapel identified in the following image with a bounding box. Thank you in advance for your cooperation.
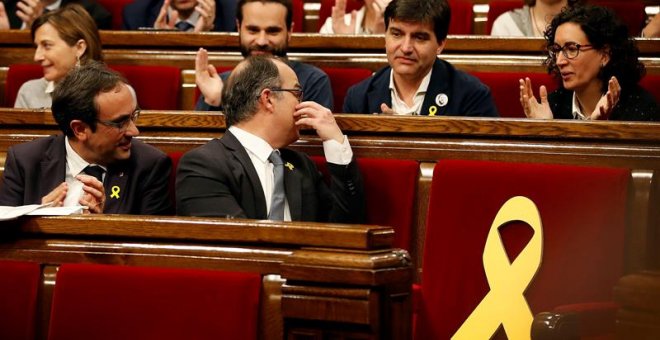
[110,186,121,199]
[429,106,438,116]
[285,162,294,171]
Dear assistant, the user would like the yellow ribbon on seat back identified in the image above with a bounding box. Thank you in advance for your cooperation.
[452,196,543,340]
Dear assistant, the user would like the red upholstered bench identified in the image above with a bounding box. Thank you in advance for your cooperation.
[97,0,135,30]
[415,159,629,339]
[48,263,261,340]
[471,71,558,118]
[312,156,419,250]
[0,260,40,340]
[5,64,181,110]
[321,67,373,112]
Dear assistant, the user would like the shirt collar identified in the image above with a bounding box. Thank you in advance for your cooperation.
[388,67,433,95]
[65,136,107,176]
[229,126,274,164]
[45,81,55,95]
[170,7,201,27]
[388,67,433,115]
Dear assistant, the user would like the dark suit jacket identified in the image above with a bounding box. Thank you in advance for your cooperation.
[176,131,366,223]
[6,0,112,30]
[0,135,173,215]
[343,58,499,117]
[122,0,236,32]
[549,86,660,121]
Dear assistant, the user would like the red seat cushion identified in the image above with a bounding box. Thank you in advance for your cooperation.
[321,67,373,112]
[593,0,646,36]
[416,159,629,339]
[5,64,43,107]
[110,65,181,110]
[48,263,261,340]
[0,260,40,340]
[640,74,660,103]
[97,0,135,30]
[448,0,474,35]
[471,71,558,118]
[312,157,419,250]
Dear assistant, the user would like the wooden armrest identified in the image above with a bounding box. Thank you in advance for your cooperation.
[532,302,617,340]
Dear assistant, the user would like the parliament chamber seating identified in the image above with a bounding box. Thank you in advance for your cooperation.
[4,64,182,110]
[97,0,135,30]
[0,260,40,340]
[415,159,630,339]
[470,71,558,118]
[47,263,261,340]
[321,67,373,111]
[486,1,522,34]
[312,156,419,250]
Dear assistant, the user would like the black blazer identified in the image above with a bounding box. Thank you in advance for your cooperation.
[122,0,236,32]
[549,86,660,121]
[5,0,112,30]
[176,131,366,223]
[344,58,499,117]
[0,135,173,215]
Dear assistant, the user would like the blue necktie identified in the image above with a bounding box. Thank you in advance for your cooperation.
[268,151,285,220]
[175,21,194,32]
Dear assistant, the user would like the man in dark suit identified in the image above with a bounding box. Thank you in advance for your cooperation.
[0,62,173,215]
[122,0,236,32]
[177,56,365,223]
[343,0,498,117]
[2,0,111,30]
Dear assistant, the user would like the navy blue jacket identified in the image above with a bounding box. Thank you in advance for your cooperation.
[5,0,111,30]
[122,0,236,32]
[343,58,499,117]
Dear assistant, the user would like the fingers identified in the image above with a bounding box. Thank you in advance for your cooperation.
[16,0,44,27]
[77,175,105,214]
[609,76,620,105]
[194,0,215,32]
[379,103,396,115]
[0,3,9,30]
[195,47,209,75]
[41,182,68,207]
[539,85,548,104]
[294,102,344,143]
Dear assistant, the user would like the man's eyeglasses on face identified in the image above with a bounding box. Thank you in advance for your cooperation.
[96,109,140,132]
[548,42,594,60]
[270,88,304,102]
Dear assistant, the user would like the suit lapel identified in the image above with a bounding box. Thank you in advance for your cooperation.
[221,131,268,219]
[367,68,392,114]
[281,151,302,221]
[421,59,450,116]
[39,135,67,198]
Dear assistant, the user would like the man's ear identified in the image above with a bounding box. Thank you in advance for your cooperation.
[70,120,90,141]
[436,39,447,55]
[259,88,276,113]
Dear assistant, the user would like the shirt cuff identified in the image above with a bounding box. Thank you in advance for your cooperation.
[323,135,353,165]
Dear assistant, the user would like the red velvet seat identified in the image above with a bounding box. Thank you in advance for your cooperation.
[48,263,261,340]
[471,71,558,118]
[318,0,473,34]
[312,157,419,250]
[97,0,135,30]
[5,64,181,110]
[292,0,304,32]
[415,159,629,339]
[640,74,660,103]
[0,260,40,340]
[321,67,373,111]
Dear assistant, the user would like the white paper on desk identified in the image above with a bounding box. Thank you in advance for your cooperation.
[26,206,85,216]
[62,180,84,207]
[0,203,52,221]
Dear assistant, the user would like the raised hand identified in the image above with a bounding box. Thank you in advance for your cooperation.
[0,2,10,30]
[519,77,553,119]
[331,0,356,34]
[294,101,344,143]
[16,0,46,29]
[195,48,223,107]
[194,0,216,32]
[365,0,391,34]
[590,76,620,120]
[76,175,105,214]
[154,0,178,29]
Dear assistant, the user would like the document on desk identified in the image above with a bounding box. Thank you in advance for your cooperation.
[0,203,84,221]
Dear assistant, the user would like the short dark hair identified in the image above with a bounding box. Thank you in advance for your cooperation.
[384,0,450,42]
[544,5,645,92]
[51,61,127,137]
[222,57,282,127]
[236,0,293,30]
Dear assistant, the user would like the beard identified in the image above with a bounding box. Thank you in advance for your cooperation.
[239,44,288,58]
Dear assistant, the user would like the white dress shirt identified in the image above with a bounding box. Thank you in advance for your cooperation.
[64,137,106,205]
[388,67,433,115]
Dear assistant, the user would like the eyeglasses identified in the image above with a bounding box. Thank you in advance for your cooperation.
[270,88,304,102]
[96,108,140,132]
[548,42,594,60]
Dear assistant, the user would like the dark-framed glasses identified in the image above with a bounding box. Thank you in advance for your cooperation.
[270,88,304,102]
[548,42,594,60]
[96,108,140,132]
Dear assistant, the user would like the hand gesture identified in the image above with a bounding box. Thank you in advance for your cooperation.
[41,182,68,207]
[195,48,223,107]
[378,103,397,115]
[16,0,46,29]
[0,3,10,30]
[519,77,553,119]
[194,0,216,32]
[365,0,391,34]
[331,0,356,34]
[76,175,105,214]
[590,77,620,120]
[294,102,344,143]
[154,0,178,29]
